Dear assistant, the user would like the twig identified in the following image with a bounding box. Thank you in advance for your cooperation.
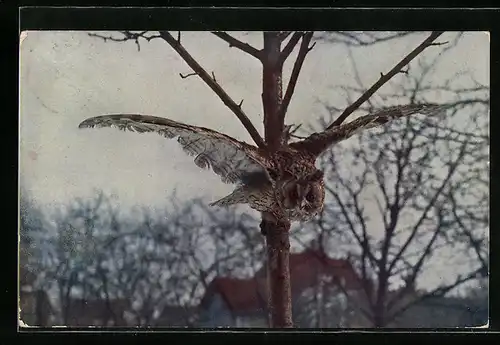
[179,72,197,79]
[326,31,445,130]
[278,32,315,126]
[319,31,414,47]
[88,31,161,52]
[399,67,410,75]
[288,124,308,139]
[290,133,308,140]
[430,41,449,46]
[277,32,303,67]
[282,124,308,142]
[289,123,302,135]
[211,31,263,60]
[158,31,265,149]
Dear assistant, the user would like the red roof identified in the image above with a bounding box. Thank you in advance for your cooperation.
[201,277,267,313]
[200,249,364,313]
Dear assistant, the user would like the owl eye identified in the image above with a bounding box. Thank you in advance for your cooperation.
[306,190,316,202]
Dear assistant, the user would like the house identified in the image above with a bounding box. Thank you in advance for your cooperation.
[198,248,366,328]
[198,276,268,327]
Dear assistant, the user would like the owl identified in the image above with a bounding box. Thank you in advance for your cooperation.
[78,103,446,223]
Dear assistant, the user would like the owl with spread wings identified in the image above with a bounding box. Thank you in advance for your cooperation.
[79,104,445,223]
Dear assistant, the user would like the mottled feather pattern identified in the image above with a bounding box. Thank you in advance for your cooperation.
[334,103,449,139]
[291,103,449,157]
[78,114,269,185]
[210,185,274,212]
[79,103,448,223]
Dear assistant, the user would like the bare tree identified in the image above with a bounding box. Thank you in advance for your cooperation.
[23,189,264,327]
[294,32,490,327]
[84,31,449,327]
[19,188,47,273]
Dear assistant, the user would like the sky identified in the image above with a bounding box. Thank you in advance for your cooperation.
[19,31,489,211]
[19,31,489,293]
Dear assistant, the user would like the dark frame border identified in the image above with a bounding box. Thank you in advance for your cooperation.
[8,6,497,340]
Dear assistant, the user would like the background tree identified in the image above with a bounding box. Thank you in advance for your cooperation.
[20,190,263,326]
[289,31,489,327]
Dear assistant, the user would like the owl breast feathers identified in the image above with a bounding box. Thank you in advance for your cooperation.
[78,103,447,222]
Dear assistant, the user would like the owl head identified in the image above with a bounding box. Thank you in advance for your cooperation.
[277,169,325,220]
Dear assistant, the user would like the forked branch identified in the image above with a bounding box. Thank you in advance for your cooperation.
[277,32,303,67]
[211,32,263,60]
[278,32,315,126]
[326,31,445,130]
[158,31,266,149]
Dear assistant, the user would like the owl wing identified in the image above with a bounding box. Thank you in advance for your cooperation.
[290,103,450,157]
[79,114,271,185]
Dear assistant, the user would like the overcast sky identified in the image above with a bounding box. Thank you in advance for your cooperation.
[20,31,488,211]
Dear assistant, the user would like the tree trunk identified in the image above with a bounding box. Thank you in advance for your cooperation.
[262,32,284,151]
[261,215,292,328]
[373,272,388,328]
[261,32,293,328]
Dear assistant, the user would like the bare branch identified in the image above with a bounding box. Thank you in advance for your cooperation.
[278,32,314,126]
[327,31,444,129]
[448,192,488,269]
[88,31,161,52]
[318,31,415,46]
[388,139,469,274]
[386,266,486,325]
[386,207,446,313]
[324,182,378,271]
[211,32,263,60]
[287,123,308,140]
[158,31,265,149]
[430,41,449,46]
[179,72,197,79]
[277,32,303,67]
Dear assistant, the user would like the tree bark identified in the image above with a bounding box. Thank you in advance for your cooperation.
[262,32,284,151]
[261,32,293,328]
[261,214,292,328]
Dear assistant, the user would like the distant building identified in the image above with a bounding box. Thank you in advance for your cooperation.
[198,248,366,327]
[19,249,487,328]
